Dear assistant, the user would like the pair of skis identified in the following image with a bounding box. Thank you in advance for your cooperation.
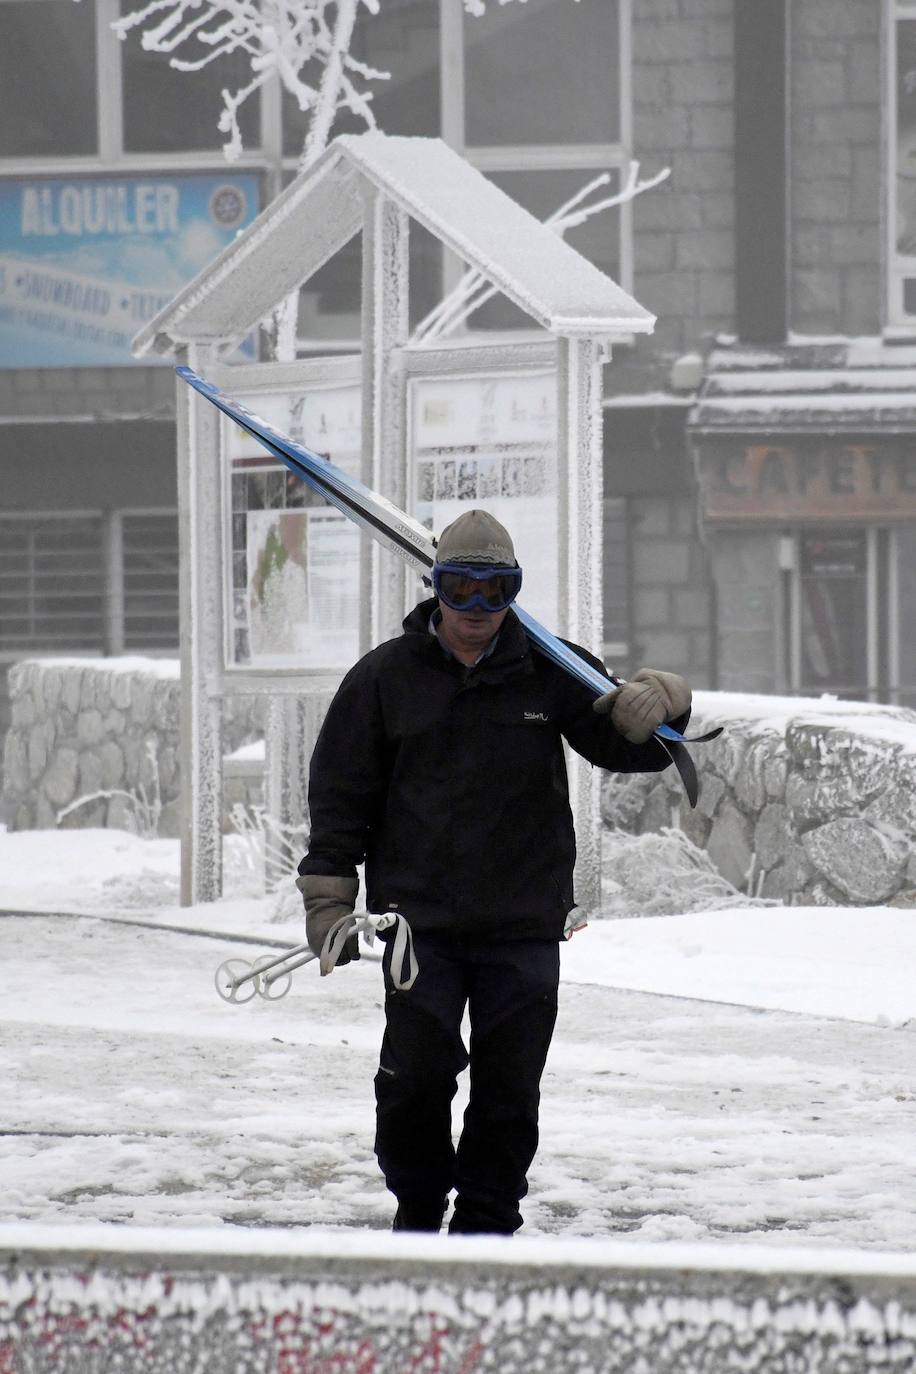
[177,366,721,806]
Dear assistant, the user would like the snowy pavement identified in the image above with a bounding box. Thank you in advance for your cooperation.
[3,841,915,1249]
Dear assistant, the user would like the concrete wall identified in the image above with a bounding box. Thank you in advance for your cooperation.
[3,1226,916,1374]
[1,659,263,836]
[0,364,174,422]
[603,690,916,907]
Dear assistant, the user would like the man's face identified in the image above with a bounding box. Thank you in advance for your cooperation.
[437,598,510,660]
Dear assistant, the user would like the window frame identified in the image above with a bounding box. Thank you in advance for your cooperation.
[118,507,181,654]
[887,1,916,331]
[0,0,272,176]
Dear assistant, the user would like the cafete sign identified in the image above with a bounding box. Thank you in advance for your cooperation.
[698,439,916,521]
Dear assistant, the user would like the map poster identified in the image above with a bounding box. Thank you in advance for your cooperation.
[225,384,362,671]
[243,508,359,670]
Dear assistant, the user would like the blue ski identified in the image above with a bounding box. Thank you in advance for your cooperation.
[177,366,721,805]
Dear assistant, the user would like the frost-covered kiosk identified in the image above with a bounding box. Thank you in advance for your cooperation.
[132,133,655,908]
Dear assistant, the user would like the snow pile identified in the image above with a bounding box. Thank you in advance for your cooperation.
[601,827,775,918]
[563,907,916,1026]
[0,828,265,916]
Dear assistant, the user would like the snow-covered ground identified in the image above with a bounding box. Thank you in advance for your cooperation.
[2,827,915,1248]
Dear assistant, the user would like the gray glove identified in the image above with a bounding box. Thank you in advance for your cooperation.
[296,874,360,973]
[593,667,691,744]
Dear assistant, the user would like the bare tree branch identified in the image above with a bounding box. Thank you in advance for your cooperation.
[410,161,671,344]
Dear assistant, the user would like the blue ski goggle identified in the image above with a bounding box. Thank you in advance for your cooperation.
[432,562,523,612]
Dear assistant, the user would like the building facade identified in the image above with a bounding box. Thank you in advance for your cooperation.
[1,0,913,726]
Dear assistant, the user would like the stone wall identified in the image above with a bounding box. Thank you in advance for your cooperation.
[1,659,263,838]
[602,690,916,907]
[631,0,736,362]
[790,0,881,335]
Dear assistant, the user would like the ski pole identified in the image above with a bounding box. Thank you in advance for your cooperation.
[214,914,398,1004]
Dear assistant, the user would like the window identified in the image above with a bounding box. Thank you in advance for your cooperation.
[786,527,903,704]
[447,0,627,335]
[0,1,97,157]
[464,167,622,331]
[119,0,260,154]
[122,514,179,650]
[798,530,868,698]
[291,0,627,343]
[1,0,627,349]
[462,0,620,148]
[0,511,178,657]
[294,220,444,353]
[889,6,916,327]
[0,516,105,653]
[282,0,440,156]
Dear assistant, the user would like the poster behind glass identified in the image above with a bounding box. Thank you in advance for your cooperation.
[224,386,361,670]
[410,372,557,626]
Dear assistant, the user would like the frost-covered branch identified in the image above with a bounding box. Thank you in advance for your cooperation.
[460,0,583,13]
[113,0,388,166]
[410,160,671,344]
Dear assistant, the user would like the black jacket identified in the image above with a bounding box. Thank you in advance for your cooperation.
[299,600,684,942]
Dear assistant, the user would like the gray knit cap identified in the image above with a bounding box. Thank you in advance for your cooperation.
[434,509,517,566]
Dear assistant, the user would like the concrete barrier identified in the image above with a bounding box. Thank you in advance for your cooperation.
[2,1225,916,1372]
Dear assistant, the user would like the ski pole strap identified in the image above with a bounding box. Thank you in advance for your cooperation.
[385,912,419,992]
[319,914,360,976]
[319,912,419,991]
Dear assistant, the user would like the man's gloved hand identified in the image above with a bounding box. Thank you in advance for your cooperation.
[296,874,360,973]
[593,668,691,744]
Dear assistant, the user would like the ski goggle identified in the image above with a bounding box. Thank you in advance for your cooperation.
[432,562,523,612]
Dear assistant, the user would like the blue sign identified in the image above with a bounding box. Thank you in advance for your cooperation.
[0,173,260,367]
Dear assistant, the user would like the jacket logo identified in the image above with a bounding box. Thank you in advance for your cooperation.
[524,711,549,722]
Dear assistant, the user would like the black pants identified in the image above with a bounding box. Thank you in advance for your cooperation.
[374,931,560,1234]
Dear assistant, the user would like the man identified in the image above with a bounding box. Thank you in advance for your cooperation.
[297,509,690,1235]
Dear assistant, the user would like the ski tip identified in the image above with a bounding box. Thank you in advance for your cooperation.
[680,725,725,745]
[658,736,699,809]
